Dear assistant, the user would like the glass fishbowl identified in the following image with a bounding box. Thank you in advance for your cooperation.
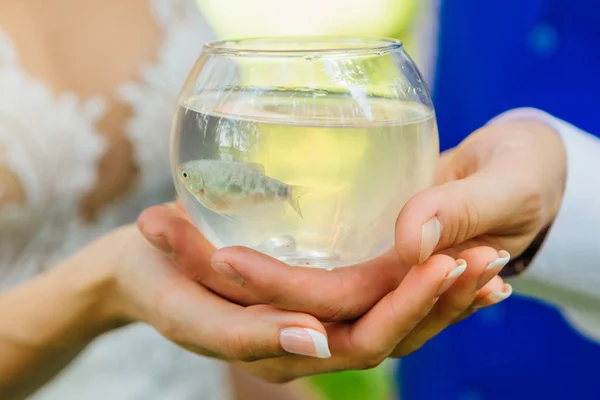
[170,37,439,269]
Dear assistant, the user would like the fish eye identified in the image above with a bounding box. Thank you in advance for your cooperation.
[182,172,188,179]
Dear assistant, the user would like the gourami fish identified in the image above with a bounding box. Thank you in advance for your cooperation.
[178,159,310,218]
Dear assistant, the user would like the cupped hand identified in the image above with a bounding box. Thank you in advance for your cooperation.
[138,203,510,321]
[394,119,567,266]
[71,225,330,366]
[137,203,512,382]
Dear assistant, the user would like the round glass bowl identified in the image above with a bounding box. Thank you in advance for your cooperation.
[170,37,439,268]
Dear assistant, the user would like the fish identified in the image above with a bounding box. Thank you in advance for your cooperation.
[177,159,310,218]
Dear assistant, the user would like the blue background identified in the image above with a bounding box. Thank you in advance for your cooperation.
[398,1,600,399]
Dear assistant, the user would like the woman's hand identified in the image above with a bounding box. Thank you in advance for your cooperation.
[0,220,337,398]
[137,204,512,382]
[67,225,331,362]
[394,119,567,267]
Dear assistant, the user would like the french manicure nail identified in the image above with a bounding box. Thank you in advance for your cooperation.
[487,283,513,302]
[476,251,511,289]
[280,328,331,359]
[485,250,511,271]
[420,217,441,263]
[474,284,513,309]
[435,259,467,297]
[212,261,245,285]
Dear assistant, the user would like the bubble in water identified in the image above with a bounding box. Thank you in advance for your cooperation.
[260,234,297,252]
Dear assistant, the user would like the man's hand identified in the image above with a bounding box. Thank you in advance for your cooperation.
[394,119,567,266]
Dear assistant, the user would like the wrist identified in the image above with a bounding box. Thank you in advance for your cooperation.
[63,256,129,336]
[489,109,568,229]
[54,229,136,343]
[489,110,568,277]
[0,256,125,353]
[519,120,567,227]
[48,259,127,345]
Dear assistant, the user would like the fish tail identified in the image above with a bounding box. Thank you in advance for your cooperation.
[287,185,311,218]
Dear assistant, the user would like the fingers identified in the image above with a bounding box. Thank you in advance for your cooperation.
[137,204,260,305]
[138,203,410,321]
[151,270,331,362]
[389,247,510,357]
[450,276,511,325]
[321,254,458,369]
[211,246,406,322]
[233,253,487,381]
[441,247,509,303]
[137,203,214,279]
[473,278,512,310]
[394,167,529,266]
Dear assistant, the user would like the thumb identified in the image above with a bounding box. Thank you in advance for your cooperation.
[153,272,332,362]
[395,171,521,265]
[213,304,333,362]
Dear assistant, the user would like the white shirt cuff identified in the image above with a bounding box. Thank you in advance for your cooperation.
[488,107,600,341]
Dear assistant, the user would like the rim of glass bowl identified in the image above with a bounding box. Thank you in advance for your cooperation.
[203,36,403,58]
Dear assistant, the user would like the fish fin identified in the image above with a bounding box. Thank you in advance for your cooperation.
[287,186,311,219]
[243,162,266,175]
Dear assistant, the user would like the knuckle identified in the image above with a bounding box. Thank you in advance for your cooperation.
[353,341,390,370]
[358,353,387,370]
[317,272,356,321]
[153,291,186,342]
[346,334,388,370]
[505,177,546,226]
[221,317,278,363]
[261,290,284,305]
[461,198,481,239]
[521,188,546,223]
[156,317,183,343]
[444,194,481,243]
[222,327,261,362]
[321,302,352,322]
[223,328,257,362]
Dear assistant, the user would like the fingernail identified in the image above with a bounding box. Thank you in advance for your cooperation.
[212,261,245,285]
[487,283,513,302]
[476,251,511,289]
[485,250,511,271]
[142,233,172,254]
[435,259,467,297]
[420,217,441,263]
[473,284,513,309]
[279,328,331,359]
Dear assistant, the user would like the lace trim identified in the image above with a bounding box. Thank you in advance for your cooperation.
[0,28,108,285]
[0,0,216,286]
[0,0,217,281]
[118,0,216,207]
[0,4,227,399]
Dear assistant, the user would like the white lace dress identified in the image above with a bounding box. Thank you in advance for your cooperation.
[0,1,232,399]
